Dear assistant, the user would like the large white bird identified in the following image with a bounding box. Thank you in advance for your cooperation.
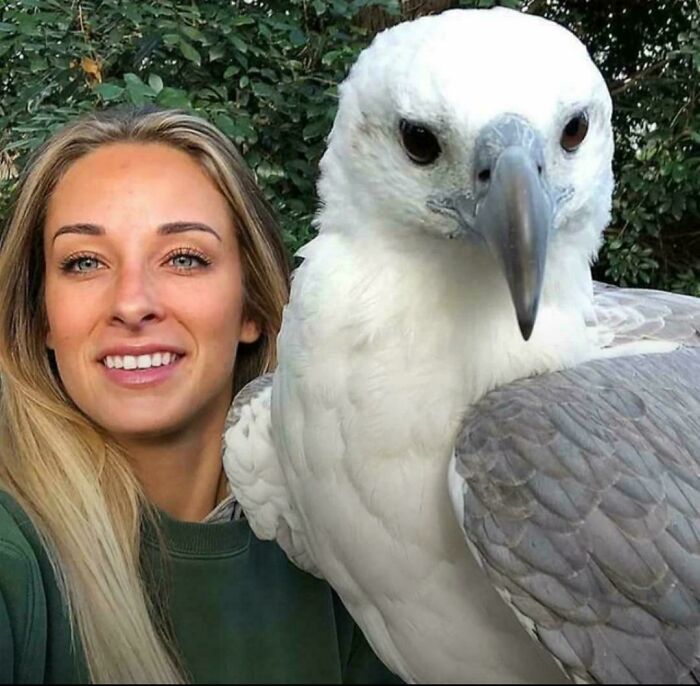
[224,8,700,683]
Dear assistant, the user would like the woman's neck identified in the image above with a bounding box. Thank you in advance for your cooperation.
[119,399,231,523]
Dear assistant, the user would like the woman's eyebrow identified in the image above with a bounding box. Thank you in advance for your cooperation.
[51,221,222,244]
[52,222,103,243]
[159,221,222,242]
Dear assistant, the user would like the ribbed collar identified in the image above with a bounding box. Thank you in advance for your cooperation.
[142,508,251,558]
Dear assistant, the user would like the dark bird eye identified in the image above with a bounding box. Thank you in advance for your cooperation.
[399,119,441,165]
[561,111,589,152]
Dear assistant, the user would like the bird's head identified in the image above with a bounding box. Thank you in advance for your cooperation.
[317,7,614,340]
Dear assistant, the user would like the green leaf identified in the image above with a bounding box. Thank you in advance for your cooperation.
[94,83,125,101]
[124,73,145,86]
[252,81,276,99]
[231,16,256,26]
[124,75,155,106]
[181,25,206,43]
[330,0,350,15]
[302,118,328,140]
[179,38,201,66]
[258,22,272,40]
[229,34,248,53]
[322,49,343,66]
[223,65,240,79]
[209,44,226,62]
[214,113,238,138]
[29,56,48,73]
[148,74,164,93]
[156,87,192,109]
[290,30,306,47]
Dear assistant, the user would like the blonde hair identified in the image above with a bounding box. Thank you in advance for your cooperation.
[0,108,290,683]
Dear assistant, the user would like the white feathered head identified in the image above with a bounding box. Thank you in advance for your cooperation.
[317,8,614,338]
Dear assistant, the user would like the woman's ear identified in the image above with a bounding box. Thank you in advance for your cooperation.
[46,329,54,350]
[239,319,261,344]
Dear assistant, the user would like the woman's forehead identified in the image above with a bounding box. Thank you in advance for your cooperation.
[45,142,234,239]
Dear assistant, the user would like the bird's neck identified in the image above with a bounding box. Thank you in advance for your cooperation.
[314,226,597,408]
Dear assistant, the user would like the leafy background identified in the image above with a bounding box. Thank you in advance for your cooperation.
[1,0,698,293]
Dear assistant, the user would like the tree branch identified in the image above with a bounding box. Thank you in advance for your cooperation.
[609,57,671,96]
[523,0,548,14]
[356,0,458,34]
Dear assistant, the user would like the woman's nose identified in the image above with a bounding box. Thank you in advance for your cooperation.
[109,263,166,328]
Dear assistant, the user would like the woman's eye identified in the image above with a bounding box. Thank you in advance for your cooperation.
[168,250,211,270]
[60,255,102,273]
[171,254,197,269]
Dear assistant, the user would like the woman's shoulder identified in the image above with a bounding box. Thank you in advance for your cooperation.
[0,490,47,567]
[0,490,42,566]
[0,490,51,683]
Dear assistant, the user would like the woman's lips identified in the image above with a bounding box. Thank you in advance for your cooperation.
[100,355,184,388]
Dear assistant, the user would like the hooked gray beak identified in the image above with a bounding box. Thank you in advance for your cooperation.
[475,142,553,341]
[428,116,554,341]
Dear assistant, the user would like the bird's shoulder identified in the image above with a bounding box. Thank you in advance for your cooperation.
[592,281,700,349]
[451,347,700,683]
[223,374,321,576]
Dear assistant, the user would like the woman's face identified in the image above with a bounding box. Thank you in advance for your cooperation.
[43,142,259,441]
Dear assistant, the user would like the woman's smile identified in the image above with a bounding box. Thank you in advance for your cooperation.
[100,352,185,388]
[96,343,187,388]
[43,142,260,438]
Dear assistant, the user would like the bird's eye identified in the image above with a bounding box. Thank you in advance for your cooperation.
[561,111,589,152]
[399,120,441,165]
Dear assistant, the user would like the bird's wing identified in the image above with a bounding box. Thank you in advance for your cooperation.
[591,281,700,348]
[450,345,700,684]
[223,374,321,576]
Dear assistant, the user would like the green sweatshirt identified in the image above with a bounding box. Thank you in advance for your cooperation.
[0,491,402,684]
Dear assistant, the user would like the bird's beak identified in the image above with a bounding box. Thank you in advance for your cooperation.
[475,145,553,341]
[427,116,555,340]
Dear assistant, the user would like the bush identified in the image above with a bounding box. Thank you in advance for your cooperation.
[0,0,697,293]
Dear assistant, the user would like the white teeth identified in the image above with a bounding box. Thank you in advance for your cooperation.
[103,352,179,370]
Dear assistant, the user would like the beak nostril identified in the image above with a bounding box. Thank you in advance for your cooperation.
[478,169,491,183]
[537,165,543,176]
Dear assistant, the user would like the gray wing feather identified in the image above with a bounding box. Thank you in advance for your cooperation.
[454,347,700,684]
[225,373,274,429]
[592,282,700,347]
[224,374,320,576]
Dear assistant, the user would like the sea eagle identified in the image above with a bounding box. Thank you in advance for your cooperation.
[224,8,700,683]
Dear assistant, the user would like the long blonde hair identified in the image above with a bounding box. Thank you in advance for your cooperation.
[0,108,290,683]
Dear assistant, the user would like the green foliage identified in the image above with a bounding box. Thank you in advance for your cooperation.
[1,0,389,249]
[530,0,699,294]
[0,0,698,294]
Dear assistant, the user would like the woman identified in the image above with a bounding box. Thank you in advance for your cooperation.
[0,107,400,684]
